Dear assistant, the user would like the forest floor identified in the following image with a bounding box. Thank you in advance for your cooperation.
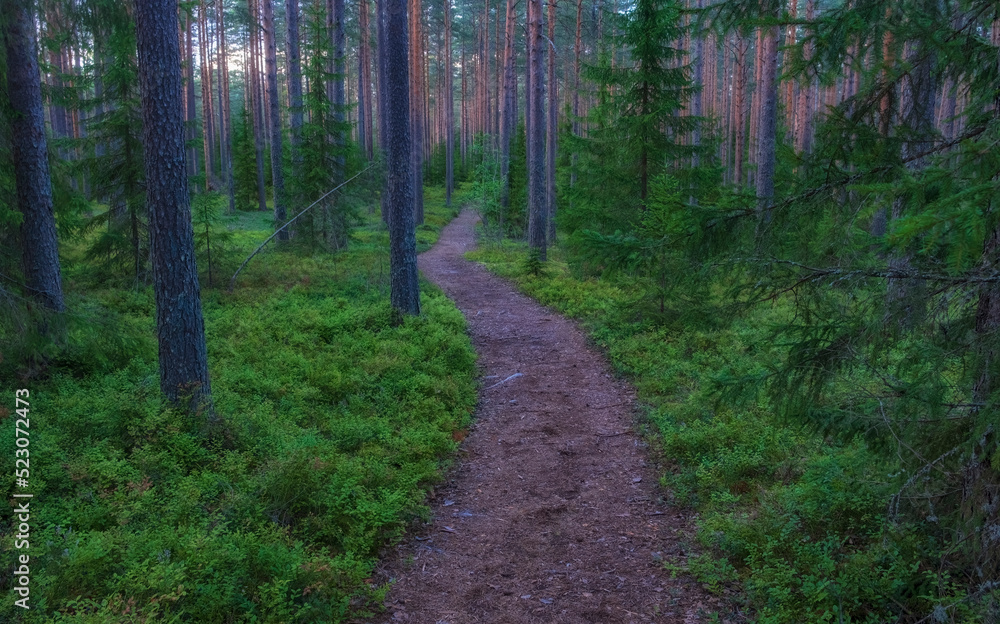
[373,209,717,623]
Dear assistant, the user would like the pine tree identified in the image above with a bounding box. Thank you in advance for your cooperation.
[134,0,213,415]
[4,0,65,314]
[565,0,694,236]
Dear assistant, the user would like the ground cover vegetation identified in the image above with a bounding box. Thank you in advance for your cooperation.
[1,186,476,623]
[469,0,1000,620]
[4,0,1000,620]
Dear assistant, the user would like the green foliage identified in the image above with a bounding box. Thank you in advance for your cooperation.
[232,106,260,212]
[0,202,476,623]
[70,3,148,284]
[192,192,234,288]
[467,239,996,622]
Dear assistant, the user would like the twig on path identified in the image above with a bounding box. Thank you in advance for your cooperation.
[484,373,523,390]
[595,431,629,437]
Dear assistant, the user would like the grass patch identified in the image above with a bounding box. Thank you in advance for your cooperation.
[0,187,475,623]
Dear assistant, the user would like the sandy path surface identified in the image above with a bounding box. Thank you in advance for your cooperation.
[374,210,715,623]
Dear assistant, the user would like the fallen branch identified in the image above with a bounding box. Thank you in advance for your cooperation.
[228,166,374,291]
[484,372,523,390]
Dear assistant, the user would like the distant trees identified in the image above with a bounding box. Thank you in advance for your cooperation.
[134,0,212,414]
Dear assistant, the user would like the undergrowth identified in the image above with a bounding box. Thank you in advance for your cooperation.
[0,188,474,622]
[468,236,954,624]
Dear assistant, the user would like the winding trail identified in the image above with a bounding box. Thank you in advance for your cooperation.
[375,210,715,623]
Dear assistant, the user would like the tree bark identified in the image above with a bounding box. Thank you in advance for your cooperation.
[263,0,287,240]
[287,0,304,170]
[249,0,268,211]
[755,22,779,221]
[409,0,424,223]
[332,0,347,179]
[795,0,815,154]
[733,35,748,187]
[546,0,557,240]
[358,0,374,159]
[499,0,517,211]
[219,1,236,214]
[445,0,455,205]
[384,0,420,315]
[4,0,65,314]
[199,0,215,188]
[134,0,213,414]
[527,0,546,258]
[186,10,198,175]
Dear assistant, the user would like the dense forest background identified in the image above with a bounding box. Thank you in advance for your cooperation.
[2,0,1000,621]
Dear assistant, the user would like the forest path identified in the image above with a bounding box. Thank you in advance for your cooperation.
[374,209,714,623]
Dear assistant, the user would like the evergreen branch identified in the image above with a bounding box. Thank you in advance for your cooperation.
[751,258,1000,285]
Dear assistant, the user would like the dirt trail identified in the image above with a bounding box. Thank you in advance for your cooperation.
[374,210,715,623]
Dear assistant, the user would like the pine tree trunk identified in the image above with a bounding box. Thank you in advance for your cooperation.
[499,0,517,211]
[795,0,814,154]
[333,0,346,179]
[358,0,374,159]
[546,0,557,241]
[690,0,704,169]
[755,23,779,221]
[187,11,198,175]
[4,0,65,314]
[287,0,304,171]
[384,0,420,315]
[263,0,287,240]
[134,0,213,414]
[572,0,582,187]
[409,0,424,224]
[527,0,546,258]
[445,0,455,205]
[733,35,748,187]
[377,0,390,222]
[249,0,268,211]
[785,0,797,142]
[220,1,236,214]
[199,0,216,189]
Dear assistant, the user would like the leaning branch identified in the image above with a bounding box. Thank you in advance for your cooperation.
[228,166,374,291]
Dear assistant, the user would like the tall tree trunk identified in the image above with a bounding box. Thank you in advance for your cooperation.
[384,0,420,314]
[499,0,517,211]
[755,22,779,221]
[377,0,390,222]
[690,0,703,169]
[263,0,287,240]
[445,0,455,205]
[527,0,546,258]
[332,0,346,179]
[287,0,304,171]
[249,0,268,211]
[572,0,582,187]
[199,0,216,188]
[546,0,557,241]
[358,0,374,159]
[4,0,65,314]
[733,35,748,187]
[134,0,213,414]
[219,1,236,214]
[186,10,198,175]
[785,0,797,142]
[461,44,468,169]
[795,0,815,154]
[409,0,424,223]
